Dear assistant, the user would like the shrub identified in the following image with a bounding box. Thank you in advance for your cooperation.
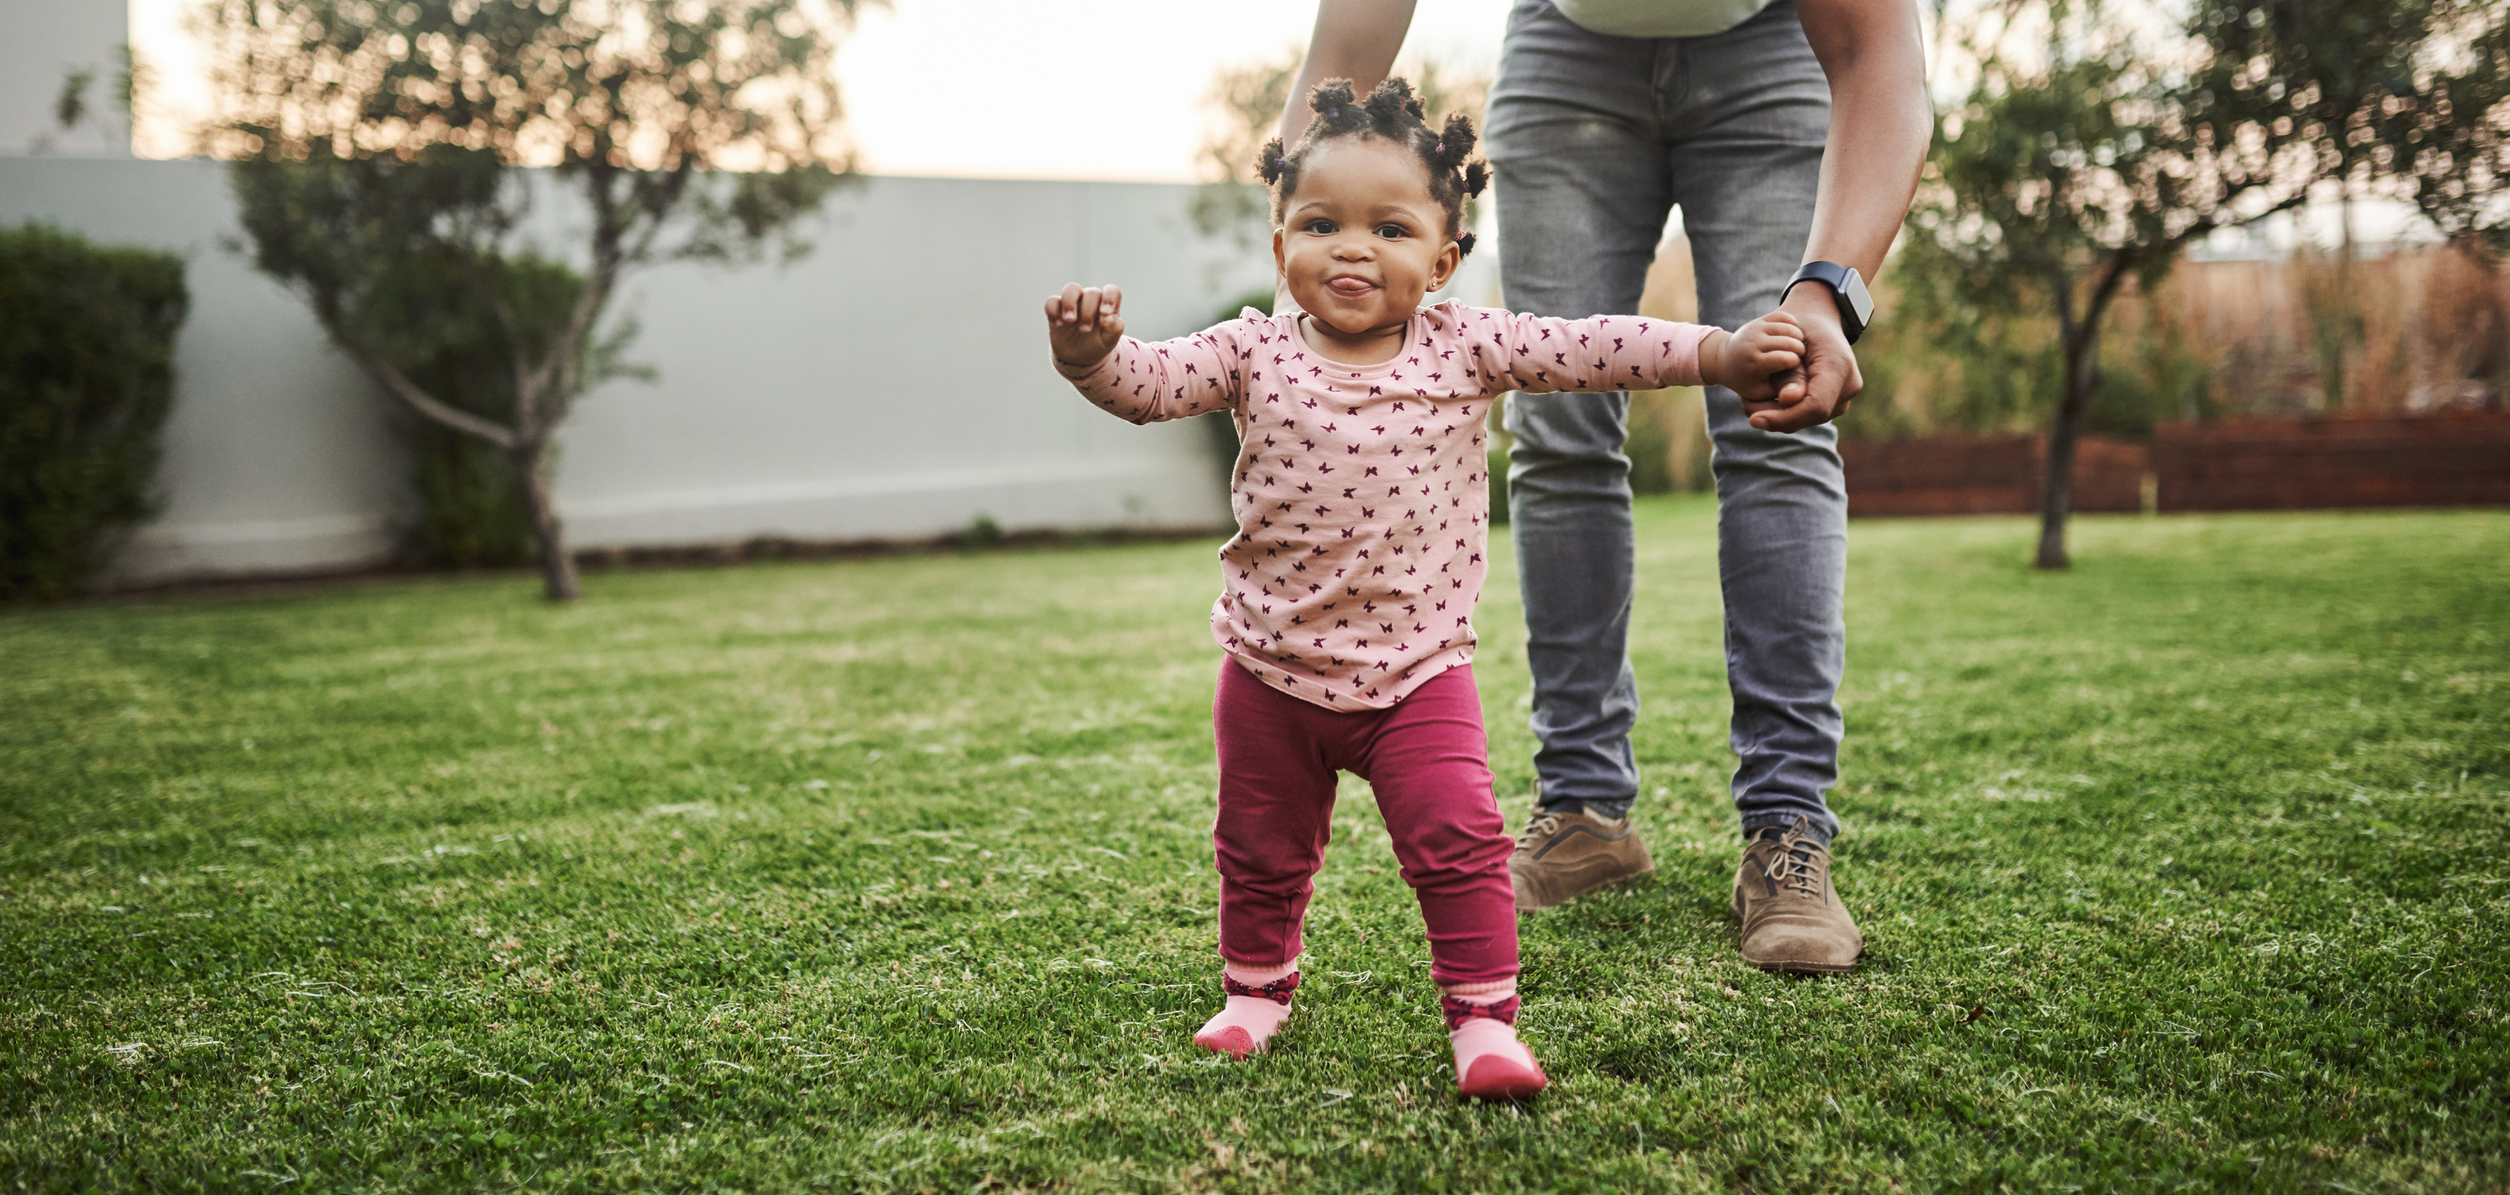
[0,224,187,601]
[374,251,591,569]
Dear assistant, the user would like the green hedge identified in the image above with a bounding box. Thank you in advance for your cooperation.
[0,224,187,601]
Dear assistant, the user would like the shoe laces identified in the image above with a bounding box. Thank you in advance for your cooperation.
[1515,813,1562,852]
[1760,823,1828,900]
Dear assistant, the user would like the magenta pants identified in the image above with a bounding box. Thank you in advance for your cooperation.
[1212,659,1520,986]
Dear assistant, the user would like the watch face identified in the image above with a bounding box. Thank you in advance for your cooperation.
[1786,263,1875,341]
[1840,269,1876,328]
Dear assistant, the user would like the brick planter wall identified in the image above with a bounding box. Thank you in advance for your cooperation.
[1840,434,2148,518]
[2153,412,2510,511]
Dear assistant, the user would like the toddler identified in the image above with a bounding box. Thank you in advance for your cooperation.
[1042,79,1807,1099]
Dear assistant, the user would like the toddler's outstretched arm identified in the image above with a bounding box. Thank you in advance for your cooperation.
[1045,282,1252,425]
[1045,283,1126,371]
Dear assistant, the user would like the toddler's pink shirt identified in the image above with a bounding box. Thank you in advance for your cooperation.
[1060,300,1715,711]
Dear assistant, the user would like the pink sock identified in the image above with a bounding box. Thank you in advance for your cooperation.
[1441,979,1547,1099]
[1193,960,1298,1060]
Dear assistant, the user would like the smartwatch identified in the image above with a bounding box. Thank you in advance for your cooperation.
[1783,261,1875,345]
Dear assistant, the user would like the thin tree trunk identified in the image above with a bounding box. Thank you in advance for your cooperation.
[515,439,580,602]
[2037,327,2099,570]
[2319,184,2357,413]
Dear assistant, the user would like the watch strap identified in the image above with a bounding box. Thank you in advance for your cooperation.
[1784,261,1873,345]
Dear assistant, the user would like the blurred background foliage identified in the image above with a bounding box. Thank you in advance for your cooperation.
[1188,0,2509,518]
[1853,241,2510,444]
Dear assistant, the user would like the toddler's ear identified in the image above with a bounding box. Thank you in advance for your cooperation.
[1429,238,1463,294]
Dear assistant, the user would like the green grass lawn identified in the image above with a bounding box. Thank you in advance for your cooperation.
[2,498,2505,1193]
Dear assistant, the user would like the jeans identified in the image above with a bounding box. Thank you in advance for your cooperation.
[1487,0,1846,842]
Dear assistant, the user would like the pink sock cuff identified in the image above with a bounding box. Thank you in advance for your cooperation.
[1441,993,1521,1030]
[1439,978,1518,1001]
[1222,963,1300,1006]
[1222,959,1299,986]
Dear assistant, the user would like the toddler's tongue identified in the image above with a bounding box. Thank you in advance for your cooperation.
[1328,277,1375,299]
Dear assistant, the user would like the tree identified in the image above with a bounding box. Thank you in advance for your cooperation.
[2360,2,2510,259]
[204,0,874,600]
[2191,0,2507,410]
[1915,0,2501,568]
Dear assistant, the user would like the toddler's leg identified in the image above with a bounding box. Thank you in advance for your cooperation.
[1357,666,1547,1098]
[1195,661,1339,1058]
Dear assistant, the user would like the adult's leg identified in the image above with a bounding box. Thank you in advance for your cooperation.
[1347,667,1518,987]
[1487,0,1672,818]
[1665,0,1847,843]
[1211,660,1341,967]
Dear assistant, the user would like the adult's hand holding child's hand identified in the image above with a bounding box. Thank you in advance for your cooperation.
[1743,286,1864,432]
[1045,283,1126,370]
[1702,312,1807,403]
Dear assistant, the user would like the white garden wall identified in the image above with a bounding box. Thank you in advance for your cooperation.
[0,0,129,158]
[0,157,1299,584]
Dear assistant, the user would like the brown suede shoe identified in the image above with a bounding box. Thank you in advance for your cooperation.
[1731,822,1863,973]
[1508,808,1653,911]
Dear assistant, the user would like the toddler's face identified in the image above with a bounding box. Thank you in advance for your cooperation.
[1273,137,1462,343]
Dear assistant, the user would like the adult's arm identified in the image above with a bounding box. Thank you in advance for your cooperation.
[1753,0,1931,433]
[1277,0,1419,146]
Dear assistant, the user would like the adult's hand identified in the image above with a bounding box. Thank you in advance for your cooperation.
[1743,285,1863,433]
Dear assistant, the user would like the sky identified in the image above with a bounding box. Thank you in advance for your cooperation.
[128,0,1517,181]
[121,0,2430,246]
